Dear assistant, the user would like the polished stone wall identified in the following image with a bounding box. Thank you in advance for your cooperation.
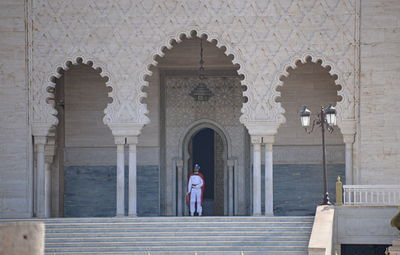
[64,165,159,217]
[0,0,31,218]
[261,164,345,216]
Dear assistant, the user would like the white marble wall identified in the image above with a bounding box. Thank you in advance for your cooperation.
[359,0,400,184]
[0,0,31,218]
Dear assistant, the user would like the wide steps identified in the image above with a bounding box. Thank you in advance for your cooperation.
[2,216,314,254]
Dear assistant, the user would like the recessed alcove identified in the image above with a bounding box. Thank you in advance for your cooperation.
[271,58,345,216]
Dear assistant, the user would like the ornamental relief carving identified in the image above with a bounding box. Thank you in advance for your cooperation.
[165,76,246,187]
[30,0,358,135]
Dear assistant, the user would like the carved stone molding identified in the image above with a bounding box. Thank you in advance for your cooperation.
[31,56,114,136]
[30,0,358,134]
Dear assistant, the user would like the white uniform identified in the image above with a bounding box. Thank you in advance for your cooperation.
[187,174,204,216]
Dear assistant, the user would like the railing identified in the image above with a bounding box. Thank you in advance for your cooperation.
[342,185,400,206]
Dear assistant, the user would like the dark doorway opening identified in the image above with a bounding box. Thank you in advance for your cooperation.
[192,128,215,215]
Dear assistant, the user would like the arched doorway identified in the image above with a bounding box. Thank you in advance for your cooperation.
[141,32,250,216]
[186,127,227,216]
[274,57,344,216]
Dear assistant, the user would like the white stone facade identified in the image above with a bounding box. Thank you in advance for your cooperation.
[0,0,399,217]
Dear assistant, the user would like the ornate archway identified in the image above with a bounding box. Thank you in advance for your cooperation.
[273,54,356,185]
[32,57,114,217]
[32,56,114,137]
[273,53,354,127]
[180,120,232,216]
[138,29,249,127]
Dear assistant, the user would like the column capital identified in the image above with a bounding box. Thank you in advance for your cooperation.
[34,136,47,145]
[337,119,356,136]
[114,136,126,145]
[227,159,235,167]
[245,122,280,136]
[343,134,355,144]
[262,135,275,144]
[32,122,52,137]
[108,123,144,137]
[251,135,263,144]
[126,136,138,145]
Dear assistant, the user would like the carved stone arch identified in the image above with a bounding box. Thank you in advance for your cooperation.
[34,56,116,136]
[179,119,231,216]
[273,52,353,131]
[138,28,251,126]
[179,119,232,160]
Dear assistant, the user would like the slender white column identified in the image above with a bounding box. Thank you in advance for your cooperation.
[45,162,51,217]
[176,159,184,216]
[252,136,262,216]
[227,159,235,216]
[344,134,355,185]
[264,139,274,216]
[127,137,138,217]
[115,137,126,216]
[35,136,46,217]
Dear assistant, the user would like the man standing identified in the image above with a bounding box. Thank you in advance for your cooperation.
[187,164,205,216]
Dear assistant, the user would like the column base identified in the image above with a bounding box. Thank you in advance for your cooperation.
[264,213,274,216]
[115,214,125,217]
[128,214,137,217]
[252,213,262,216]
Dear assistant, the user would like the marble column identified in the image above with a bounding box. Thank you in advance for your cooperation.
[44,162,51,217]
[34,136,46,217]
[127,136,138,217]
[115,137,126,216]
[176,159,184,216]
[251,136,262,216]
[44,135,56,218]
[343,134,355,185]
[263,136,274,216]
[227,159,235,216]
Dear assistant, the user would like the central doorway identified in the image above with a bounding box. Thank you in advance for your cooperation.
[187,127,226,216]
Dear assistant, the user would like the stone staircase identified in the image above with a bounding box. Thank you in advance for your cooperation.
[40,216,313,255]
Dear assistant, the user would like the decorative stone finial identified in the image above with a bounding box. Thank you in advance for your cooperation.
[391,209,400,231]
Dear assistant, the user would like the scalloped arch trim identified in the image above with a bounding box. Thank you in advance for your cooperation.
[273,53,348,125]
[45,56,114,127]
[137,29,249,125]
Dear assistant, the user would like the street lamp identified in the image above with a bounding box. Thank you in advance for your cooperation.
[299,105,337,205]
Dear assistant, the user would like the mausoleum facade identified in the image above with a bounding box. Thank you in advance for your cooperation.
[0,0,399,223]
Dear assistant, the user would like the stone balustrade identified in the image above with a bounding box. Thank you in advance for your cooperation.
[342,185,400,206]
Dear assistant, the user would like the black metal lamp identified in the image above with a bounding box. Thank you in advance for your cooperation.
[325,105,337,126]
[300,106,311,127]
[299,105,337,205]
[189,38,213,101]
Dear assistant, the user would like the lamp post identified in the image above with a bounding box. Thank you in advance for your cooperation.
[299,105,337,205]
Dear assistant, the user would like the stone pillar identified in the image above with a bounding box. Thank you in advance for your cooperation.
[115,136,126,216]
[44,134,56,218]
[338,120,356,184]
[343,134,355,185]
[176,159,184,216]
[127,136,138,217]
[44,162,51,217]
[227,159,235,216]
[251,136,262,216]
[263,135,274,216]
[34,136,46,217]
